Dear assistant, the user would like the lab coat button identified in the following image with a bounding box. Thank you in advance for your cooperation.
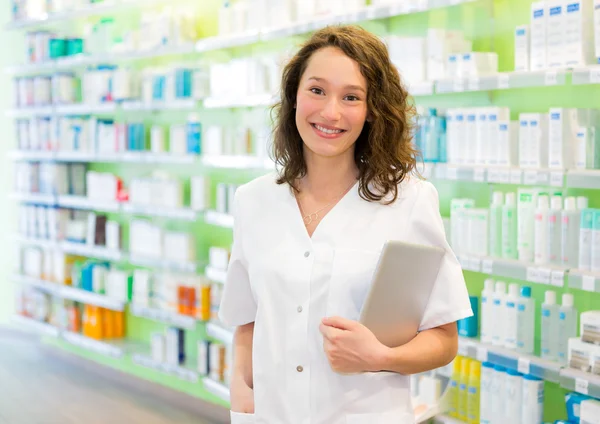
[296,365,304,372]
[297,306,303,313]
[304,251,310,257]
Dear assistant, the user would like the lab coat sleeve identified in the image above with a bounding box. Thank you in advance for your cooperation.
[218,187,258,327]
[407,181,473,332]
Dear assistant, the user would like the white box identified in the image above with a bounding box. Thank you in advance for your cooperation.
[581,310,600,344]
[530,2,548,70]
[581,399,600,424]
[487,107,511,166]
[547,0,566,68]
[564,0,595,67]
[498,120,519,167]
[454,109,466,164]
[209,247,230,270]
[515,25,530,71]
[475,108,489,165]
[465,109,478,165]
[445,110,458,164]
[164,232,194,263]
[191,176,209,211]
[548,108,577,169]
[595,0,600,61]
[568,337,593,371]
[462,52,498,76]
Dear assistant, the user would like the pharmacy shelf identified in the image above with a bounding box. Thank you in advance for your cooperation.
[206,322,234,345]
[433,415,466,424]
[431,164,564,187]
[204,211,234,229]
[203,93,276,109]
[121,99,198,112]
[566,170,600,190]
[14,234,59,249]
[132,353,199,383]
[458,337,562,383]
[571,65,600,86]
[10,192,56,205]
[62,331,124,358]
[9,150,56,161]
[60,241,124,262]
[568,271,600,293]
[130,304,197,330]
[121,203,198,221]
[128,255,198,274]
[203,377,230,402]
[200,155,274,170]
[55,102,117,116]
[12,314,60,337]
[6,106,53,117]
[559,368,600,398]
[205,266,227,284]
[457,254,567,287]
[57,195,120,212]
[5,0,166,30]
[12,273,63,296]
[60,285,126,311]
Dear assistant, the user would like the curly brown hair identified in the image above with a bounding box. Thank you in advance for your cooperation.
[270,25,418,204]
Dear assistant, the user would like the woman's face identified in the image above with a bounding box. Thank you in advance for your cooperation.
[295,47,369,161]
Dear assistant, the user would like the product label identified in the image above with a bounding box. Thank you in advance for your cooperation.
[542,308,550,317]
[518,357,531,375]
[507,302,516,309]
[516,28,527,36]
[533,9,544,18]
[576,378,589,394]
[567,3,580,13]
[518,304,526,311]
[549,6,562,15]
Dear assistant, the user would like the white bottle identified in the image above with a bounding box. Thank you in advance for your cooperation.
[580,208,595,271]
[521,375,544,424]
[481,278,495,344]
[516,286,535,355]
[492,281,507,346]
[479,362,494,424]
[504,283,520,350]
[534,195,550,265]
[547,195,563,265]
[501,192,518,259]
[541,290,560,361]
[504,369,523,424]
[489,191,504,258]
[518,189,539,262]
[558,293,578,365]
[561,197,581,267]
[490,365,507,424]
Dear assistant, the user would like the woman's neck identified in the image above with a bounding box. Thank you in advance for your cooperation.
[300,149,359,201]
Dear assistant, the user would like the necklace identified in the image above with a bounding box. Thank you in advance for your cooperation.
[297,180,357,226]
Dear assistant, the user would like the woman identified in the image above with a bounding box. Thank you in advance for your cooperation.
[219,25,472,424]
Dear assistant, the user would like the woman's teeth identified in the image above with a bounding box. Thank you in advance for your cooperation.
[314,124,343,134]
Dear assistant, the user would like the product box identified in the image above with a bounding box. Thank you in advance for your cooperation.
[581,399,600,424]
[568,337,593,371]
[581,311,600,345]
[547,0,566,68]
[530,2,548,70]
[515,25,530,71]
[564,0,595,67]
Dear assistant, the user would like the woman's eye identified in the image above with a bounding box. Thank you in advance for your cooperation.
[345,95,359,101]
[310,87,324,95]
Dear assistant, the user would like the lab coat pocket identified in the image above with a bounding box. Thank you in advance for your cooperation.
[345,411,415,424]
[327,248,380,321]
[230,411,255,424]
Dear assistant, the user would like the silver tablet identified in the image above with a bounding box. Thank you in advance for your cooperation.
[359,240,445,348]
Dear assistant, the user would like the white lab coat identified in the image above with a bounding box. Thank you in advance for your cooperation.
[219,172,473,424]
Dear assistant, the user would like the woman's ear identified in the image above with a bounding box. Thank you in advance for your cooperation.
[366,113,373,123]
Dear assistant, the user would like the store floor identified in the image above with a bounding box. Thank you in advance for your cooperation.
[0,327,224,424]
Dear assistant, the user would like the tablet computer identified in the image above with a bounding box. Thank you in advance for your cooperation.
[359,240,445,348]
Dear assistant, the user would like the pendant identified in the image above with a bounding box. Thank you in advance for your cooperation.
[303,212,319,226]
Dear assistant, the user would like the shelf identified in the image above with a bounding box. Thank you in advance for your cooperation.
[203,93,276,109]
[6,106,53,118]
[120,99,197,111]
[204,211,234,229]
[132,353,199,383]
[9,150,199,164]
[128,255,198,274]
[121,203,198,221]
[55,103,117,116]
[62,331,124,358]
[559,368,600,398]
[12,314,60,337]
[571,65,600,86]
[11,192,56,205]
[130,304,197,330]
[206,322,234,345]
[433,415,466,424]
[60,241,124,261]
[9,150,56,161]
[200,155,273,170]
[12,274,63,296]
[458,337,562,383]
[203,377,230,402]
[457,254,567,287]
[14,234,59,249]
[57,195,120,212]
[205,266,227,284]
[60,285,126,311]
[566,170,600,189]
[568,271,600,293]
[408,81,435,96]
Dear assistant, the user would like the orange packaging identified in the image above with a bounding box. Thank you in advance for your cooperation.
[218,345,226,382]
[82,305,91,337]
[113,311,125,338]
[68,305,81,333]
[103,308,115,339]
[201,285,211,321]
[178,286,187,315]
[88,306,100,340]
[187,287,196,317]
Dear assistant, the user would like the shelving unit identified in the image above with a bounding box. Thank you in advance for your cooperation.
[12,274,63,296]
[204,211,235,229]
[132,353,199,383]
[205,266,227,285]
[203,377,230,402]
[129,304,197,330]
[60,241,124,261]
[559,369,600,398]
[11,314,60,337]
[206,322,234,345]
[433,415,466,424]
[62,331,124,358]
[128,255,198,274]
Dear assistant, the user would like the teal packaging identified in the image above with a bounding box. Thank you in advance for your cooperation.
[186,114,202,154]
[175,68,193,99]
[565,392,592,423]
[67,38,84,56]
[49,38,67,59]
[458,296,479,337]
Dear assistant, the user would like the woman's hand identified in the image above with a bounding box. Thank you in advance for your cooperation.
[319,316,390,374]
[230,376,255,414]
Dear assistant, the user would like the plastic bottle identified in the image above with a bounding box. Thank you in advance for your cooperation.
[490,365,506,424]
[518,189,539,262]
[521,375,544,424]
[516,286,535,355]
[548,195,563,265]
[424,108,440,162]
[186,113,202,154]
[448,357,463,418]
[479,362,494,424]
[467,361,481,424]
[534,194,550,265]
[558,293,578,364]
[458,358,472,421]
[489,191,504,258]
[481,279,495,344]
[561,197,580,267]
[501,192,518,259]
[504,283,520,350]
[504,369,523,424]
[541,290,560,361]
[492,281,507,346]
[580,209,595,271]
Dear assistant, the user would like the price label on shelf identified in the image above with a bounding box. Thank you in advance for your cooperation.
[537,172,550,185]
[498,74,510,89]
[550,172,564,187]
[538,268,551,284]
[524,170,538,185]
[582,275,596,292]
[589,68,600,84]
[446,167,458,180]
[498,170,510,183]
[476,347,489,362]
[545,70,558,86]
[469,257,482,272]
[510,169,522,184]
[518,357,531,375]
[551,271,565,287]
[474,168,486,182]
[468,77,480,91]
[488,169,500,183]
[453,79,465,92]
[527,267,540,283]
[482,259,494,275]
[458,342,469,356]
[575,378,589,395]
